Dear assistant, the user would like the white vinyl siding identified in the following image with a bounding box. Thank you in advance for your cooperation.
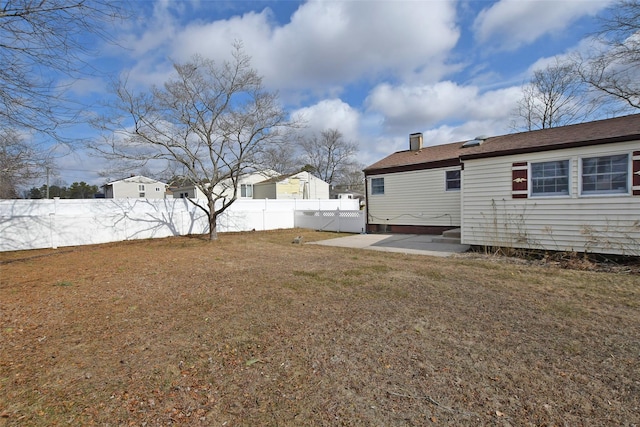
[252,172,329,200]
[107,178,167,199]
[367,167,461,227]
[461,141,640,256]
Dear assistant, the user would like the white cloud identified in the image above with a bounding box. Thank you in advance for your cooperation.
[356,78,524,163]
[362,118,518,167]
[365,81,522,133]
[265,0,460,89]
[421,119,507,146]
[124,1,181,57]
[172,10,275,63]
[291,99,361,141]
[63,76,109,97]
[473,0,612,51]
[124,0,460,96]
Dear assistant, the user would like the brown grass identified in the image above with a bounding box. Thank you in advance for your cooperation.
[1,229,639,426]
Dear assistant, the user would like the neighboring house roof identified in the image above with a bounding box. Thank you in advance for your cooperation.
[255,171,324,185]
[255,173,298,185]
[105,175,167,185]
[364,113,640,174]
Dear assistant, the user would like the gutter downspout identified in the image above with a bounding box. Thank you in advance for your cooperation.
[364,175,370,234]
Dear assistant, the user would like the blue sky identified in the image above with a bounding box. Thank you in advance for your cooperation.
[54,0,619,186]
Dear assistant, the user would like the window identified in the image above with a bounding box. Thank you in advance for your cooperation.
[531,160,569,196]
[445,170,461,191]
[155,187,161,192]
[241,184,253,198]
[138,184,145,191]
[581,154,629,195]
[139,192,145,198]
[371,178,384,195]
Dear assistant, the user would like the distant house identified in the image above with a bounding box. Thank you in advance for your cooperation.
[103,175,168,199]
[171,170,278,200]
[364,114,640,256]
[253,171,330,200]
[330,186,365,209]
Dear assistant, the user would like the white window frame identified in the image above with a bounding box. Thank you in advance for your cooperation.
[530,159,571,198]
[445,170,461,192]
[138,184,145,191]
[371,177,384,195]
[579,153,630,197]
[240,183,253,198]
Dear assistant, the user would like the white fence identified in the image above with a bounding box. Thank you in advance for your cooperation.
[0,198,360,252]
[294,210,366,234]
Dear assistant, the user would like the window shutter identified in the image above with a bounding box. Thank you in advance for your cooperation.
[512,162,528,199]
[633,151,640,196]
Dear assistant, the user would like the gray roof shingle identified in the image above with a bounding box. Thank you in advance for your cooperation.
[364,114,640,174]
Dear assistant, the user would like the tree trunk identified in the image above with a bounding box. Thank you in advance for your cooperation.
[207,198,218,241]
[208,212,218,241]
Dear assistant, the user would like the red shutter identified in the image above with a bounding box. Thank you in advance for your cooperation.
[633,151,640,196]
[512,162,528,199]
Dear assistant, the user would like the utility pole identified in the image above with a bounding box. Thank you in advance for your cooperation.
[46,166,50,199]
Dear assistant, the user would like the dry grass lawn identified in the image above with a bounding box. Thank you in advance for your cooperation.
[1,230,639,426]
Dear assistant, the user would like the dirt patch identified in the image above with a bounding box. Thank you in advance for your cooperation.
[1,230,639,425]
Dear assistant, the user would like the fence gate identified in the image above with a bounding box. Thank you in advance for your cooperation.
[294,209,365,233]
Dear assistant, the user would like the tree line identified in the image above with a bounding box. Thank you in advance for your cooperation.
[27,182,100,199]
[512,0,640,130]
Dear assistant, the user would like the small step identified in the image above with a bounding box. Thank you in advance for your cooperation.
[431,236,462,245]
[441,228,461,239]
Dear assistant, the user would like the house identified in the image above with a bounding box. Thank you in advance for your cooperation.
[103,175,168,199]
[364,114,640,256]
[253,171,330,199]
[364,133,464,234]
[171,170,278,200]
[330,182,365,198]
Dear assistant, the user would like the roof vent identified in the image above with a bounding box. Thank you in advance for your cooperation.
[462,135,488,148]
[409,132,423,151]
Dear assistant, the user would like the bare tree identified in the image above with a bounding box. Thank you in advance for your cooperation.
[512,59,599,131]
[337,163,366,192]
[0,129,49,198]
[94,45,291,240]
[299,129,360,185]
[0,0,127,139]
[576,0,640,110]
[258,140,299,175]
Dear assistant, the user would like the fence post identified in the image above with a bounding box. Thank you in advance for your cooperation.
[50,198,59,249]
[49,212,57,249]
